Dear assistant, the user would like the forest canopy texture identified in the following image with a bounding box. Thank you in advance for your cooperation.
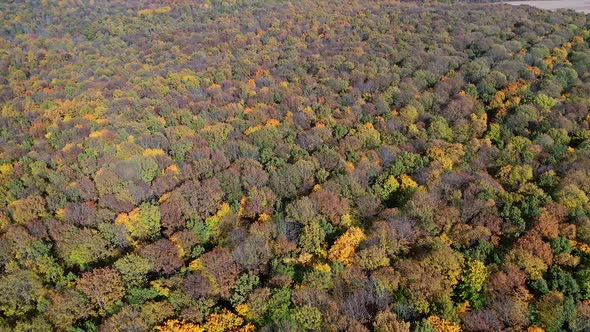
[1,0,590,331]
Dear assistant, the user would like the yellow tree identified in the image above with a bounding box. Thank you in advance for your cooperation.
[328,226,366,266]
[428,315,462,332]
[156,320,204,332]
[204,309,245,332]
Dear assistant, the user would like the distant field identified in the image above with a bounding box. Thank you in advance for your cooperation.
[504,0,590,13]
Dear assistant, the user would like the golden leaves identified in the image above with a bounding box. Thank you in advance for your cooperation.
[328,226,366,266]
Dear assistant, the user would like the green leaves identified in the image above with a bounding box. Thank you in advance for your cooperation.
[231,272,260,307]
[534,93,558,111]
[0,270,43,318]
[457,260,488,309]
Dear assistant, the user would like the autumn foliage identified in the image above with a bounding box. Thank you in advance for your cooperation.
[0,0,590,331]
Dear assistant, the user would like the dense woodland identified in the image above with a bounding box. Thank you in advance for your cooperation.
[1,0,590,331]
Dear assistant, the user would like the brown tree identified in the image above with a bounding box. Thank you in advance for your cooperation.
[76,267,126,315]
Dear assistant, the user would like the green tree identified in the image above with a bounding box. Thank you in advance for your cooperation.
[116,202,161,240]
[230,272,260,307]
[556,185,589,211]
[292,305,322,330]
[534,93,558,111]
[0,270,43,318]
[114,254,153,287]
[457,260,488,308]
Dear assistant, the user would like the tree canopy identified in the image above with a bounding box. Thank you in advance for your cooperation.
[1,0,590,331]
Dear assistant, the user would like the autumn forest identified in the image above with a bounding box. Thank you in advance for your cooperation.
[1,0,590,331]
